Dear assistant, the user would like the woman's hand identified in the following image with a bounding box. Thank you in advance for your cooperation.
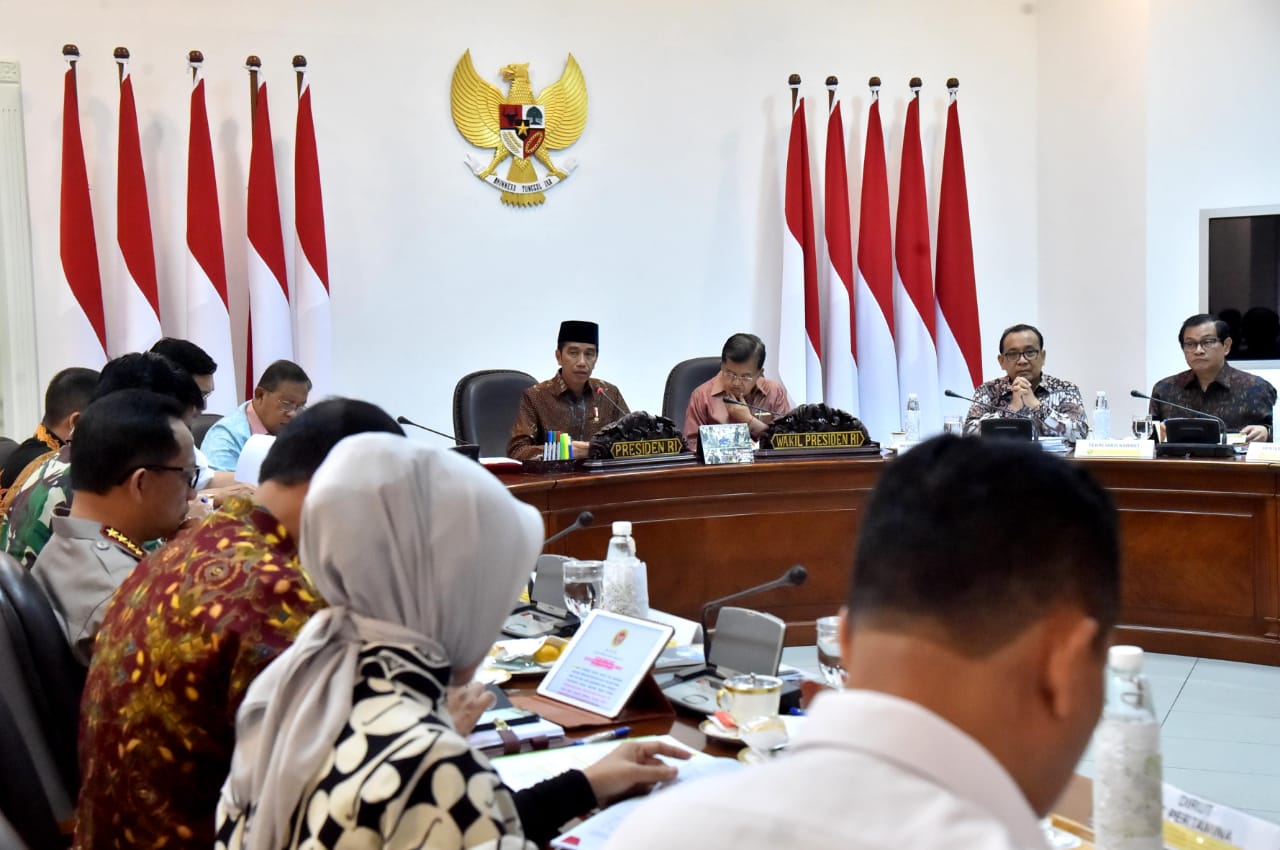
[583,739,690,806]
[446,681,496,736]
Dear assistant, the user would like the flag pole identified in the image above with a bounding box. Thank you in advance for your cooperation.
[869,75,881,101]
[947,76,959,103]
[114,46,128,83]
[246,55,261,129]
[293,54,306,96]
[189,50,203,82]
[63,43,79,72]
[826,75,838,111]
[910,76,922,100]
[789,73,801,112]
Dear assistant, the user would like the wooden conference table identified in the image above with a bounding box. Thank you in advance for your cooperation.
[500,453,1280,667]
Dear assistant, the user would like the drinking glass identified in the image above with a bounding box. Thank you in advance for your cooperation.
[816,615,845,689]
[943,416,963,436]
[562,559,604,619]
[1131,414,1153,440]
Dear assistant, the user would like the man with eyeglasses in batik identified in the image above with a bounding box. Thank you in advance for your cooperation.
[963,323,1089,441]
[31,390,196,665]
[683,333,794,452]
[202,359,311,471]
[1149,313,1277,442]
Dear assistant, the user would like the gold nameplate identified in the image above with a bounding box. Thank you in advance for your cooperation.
[610,438,684,459]
[770,430,867,450]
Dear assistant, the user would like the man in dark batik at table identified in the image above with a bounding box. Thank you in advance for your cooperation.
[507,320,631,461]
[1150,313,1277,442]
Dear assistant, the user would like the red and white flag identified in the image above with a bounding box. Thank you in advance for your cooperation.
[59,51,108,367]
[935,90,983,412]
[854,91,899,442]
[822,95,857,414]
[779,96,822,403]
[245,71,293,397]
[113,51,162,356]
[293,62,331,398]
[893,87,940,433]
[185,58,237,413]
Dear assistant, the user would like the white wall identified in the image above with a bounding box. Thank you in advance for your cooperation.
[1037,0,1149,424]
[0,0,1038,435]
[1146,0,1280,387]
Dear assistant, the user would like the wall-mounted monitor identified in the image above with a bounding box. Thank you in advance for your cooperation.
[1204,206,1280,362]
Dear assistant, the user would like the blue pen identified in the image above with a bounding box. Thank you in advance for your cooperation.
[788,707,806,717]
[573,726,631,745]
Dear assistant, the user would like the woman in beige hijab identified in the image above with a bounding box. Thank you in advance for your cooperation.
[215,434,684,850]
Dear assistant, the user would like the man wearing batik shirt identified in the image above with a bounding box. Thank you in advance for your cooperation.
[0,366,98,493]
[963,324,1089,441]
[1150,313,1277,442]
[507,320,630,460]
[74,399,404,850]
[684,333,793,452]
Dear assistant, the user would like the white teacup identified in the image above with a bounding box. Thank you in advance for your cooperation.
[716,673,782,726]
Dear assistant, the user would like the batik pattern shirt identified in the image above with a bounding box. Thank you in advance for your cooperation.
[963,373,1089,441]
[75,498,323,850]
[507,373,630,460]
[0,444,72,568]
[1149,364,1278,436]
[215,643,594,850]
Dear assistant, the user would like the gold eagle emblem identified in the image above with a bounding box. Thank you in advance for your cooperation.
[450,50,588,206]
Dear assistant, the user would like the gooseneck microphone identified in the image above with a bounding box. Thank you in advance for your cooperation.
[700,565,808,657]
[944,388,1029,417]
[593,385,628,419]
[543,511,595,548]
[1129,390,1228,441]
[396,415,463,444]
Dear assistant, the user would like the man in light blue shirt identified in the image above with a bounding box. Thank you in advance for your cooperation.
[202,360,311,472]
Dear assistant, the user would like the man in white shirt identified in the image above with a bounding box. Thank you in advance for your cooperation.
[607,435,1120,850]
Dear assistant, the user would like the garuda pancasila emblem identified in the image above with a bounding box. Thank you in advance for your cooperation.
[450,50,588,207]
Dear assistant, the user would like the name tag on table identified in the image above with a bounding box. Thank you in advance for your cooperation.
[1244,442,1280,463]
[1163,782,1280,850]
[1075,439,1155,459]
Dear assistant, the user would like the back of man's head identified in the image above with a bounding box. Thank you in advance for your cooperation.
[43,367,100,427]
[93,352,204,414]
[258,398,404,486]
[150,338,217,377]
[70,390,186,495]
[849,435,1119,653]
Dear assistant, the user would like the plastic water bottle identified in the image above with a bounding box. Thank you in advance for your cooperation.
[1093,645,1163,850]
[904,393,921,442]
[602,521,649,618]
[1094,391,1111,440]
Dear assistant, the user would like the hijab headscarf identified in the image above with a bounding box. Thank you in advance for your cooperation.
[218,433,544,850]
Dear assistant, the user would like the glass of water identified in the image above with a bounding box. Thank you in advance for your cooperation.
[1131,414,1153,440]
[816,614,845,689]
[562,559,604,619]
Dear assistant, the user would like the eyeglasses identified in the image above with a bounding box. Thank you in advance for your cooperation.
[721,368,759,383]
[141,465,200,489]
[277,398,306,414]
[1181,337,1222,352]
[1000,348,1041,362]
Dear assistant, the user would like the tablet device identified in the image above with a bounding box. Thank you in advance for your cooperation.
[536,609,674,719]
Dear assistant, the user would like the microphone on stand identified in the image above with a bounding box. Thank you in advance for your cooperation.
[396,416,482,459]
[944,388,1030,417]
[1129,390,1228,442]
[700,565,807,657]
[543,511,594,548]
[593,385,628,420]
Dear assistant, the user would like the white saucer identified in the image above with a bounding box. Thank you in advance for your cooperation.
[699,718,741,743]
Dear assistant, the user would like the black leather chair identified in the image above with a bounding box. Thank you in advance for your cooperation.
[0,553,85,799]
[0,655,69,848]
[662,357,721,428]
[191,412,222,447]
[452,370,538,457]
[0,436,19,474]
